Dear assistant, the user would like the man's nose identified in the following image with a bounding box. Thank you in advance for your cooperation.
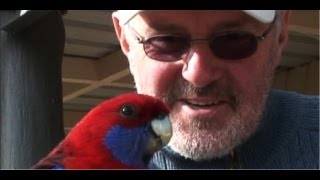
[182,43,225,88]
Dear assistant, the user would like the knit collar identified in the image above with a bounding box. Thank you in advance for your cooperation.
[234,89,302,168]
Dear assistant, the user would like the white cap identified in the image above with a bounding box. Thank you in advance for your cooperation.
[242,10,275,23]
[113,10,275,26]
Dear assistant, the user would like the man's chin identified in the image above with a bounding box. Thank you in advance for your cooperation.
[167,109,261,161]
[168,138,236,161]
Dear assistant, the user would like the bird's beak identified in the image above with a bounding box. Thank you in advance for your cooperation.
[151,114,172,146]
[144,114,172,156]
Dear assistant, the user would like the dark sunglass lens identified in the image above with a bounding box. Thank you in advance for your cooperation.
[211,32,258,60]
[144,36,190,61]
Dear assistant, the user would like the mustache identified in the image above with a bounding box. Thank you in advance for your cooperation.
[162,79,239,110]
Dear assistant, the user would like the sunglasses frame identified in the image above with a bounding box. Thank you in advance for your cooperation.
[127,14,277,61]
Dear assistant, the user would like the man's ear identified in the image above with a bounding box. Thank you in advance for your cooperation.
[278,11,291,50]
[112,13,130,56]
[274,11,291,66]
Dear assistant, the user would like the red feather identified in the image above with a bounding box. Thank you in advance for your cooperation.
[32,93,169,169]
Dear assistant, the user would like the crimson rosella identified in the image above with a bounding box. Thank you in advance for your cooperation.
[32,93,171,169]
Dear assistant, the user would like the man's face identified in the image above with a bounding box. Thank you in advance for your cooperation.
[121,10,285,160]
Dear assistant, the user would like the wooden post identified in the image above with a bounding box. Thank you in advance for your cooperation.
[0,10,65,169]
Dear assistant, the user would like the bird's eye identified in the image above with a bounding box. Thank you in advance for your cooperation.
[120,105,136,117]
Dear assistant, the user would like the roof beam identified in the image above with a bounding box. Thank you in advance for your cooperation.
[63,68,130,102]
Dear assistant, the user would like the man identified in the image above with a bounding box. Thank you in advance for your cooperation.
[112,10,319,169]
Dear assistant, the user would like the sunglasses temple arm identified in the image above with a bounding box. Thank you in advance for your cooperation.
[259,14,278,40]
[127,24,144,43]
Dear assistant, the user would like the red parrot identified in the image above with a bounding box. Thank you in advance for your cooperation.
[32,93,171,169]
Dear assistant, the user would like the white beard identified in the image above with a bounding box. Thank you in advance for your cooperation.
[167,92,267,160]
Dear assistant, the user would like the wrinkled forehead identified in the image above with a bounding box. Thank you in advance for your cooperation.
[113,10,275,27]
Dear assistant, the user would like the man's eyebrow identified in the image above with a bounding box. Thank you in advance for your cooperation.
[145,23,187,33]
[214,14,267,31]
[213,22,244,30]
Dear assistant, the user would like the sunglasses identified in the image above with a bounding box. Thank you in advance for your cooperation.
[127,16,277,62]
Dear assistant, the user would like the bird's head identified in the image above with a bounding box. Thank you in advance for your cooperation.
[73,93,172,168]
